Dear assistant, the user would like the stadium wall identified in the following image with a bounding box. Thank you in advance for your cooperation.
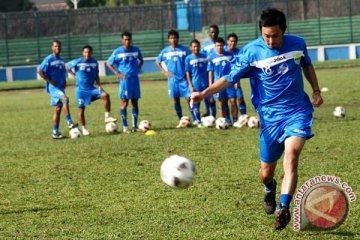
[1,44,360,82]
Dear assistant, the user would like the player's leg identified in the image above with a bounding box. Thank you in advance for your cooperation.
[130,99,139,131]
[207,97,216,118]
[229,97,238,124]
[174,97,182,119]
[78,107,90,136]
[120,99,130,133]
[52,105,63,139]
[237,85,247,115]
[259,161,278,214]
[186,97,196,123]
[60,95,76,129]
[100,90,117,123]
[76,89,90,135]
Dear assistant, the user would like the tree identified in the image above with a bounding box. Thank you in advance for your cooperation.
[0,0,36,12]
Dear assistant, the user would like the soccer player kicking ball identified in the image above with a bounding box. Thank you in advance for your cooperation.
[38,40,76,139]
[66,45,117,136]
[191,8,323,230]
[185,39,216,126]
[155,29,193,128]
[107,31,144,133]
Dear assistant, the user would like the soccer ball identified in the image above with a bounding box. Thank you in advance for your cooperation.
[333,106,345,118]
[215,117,229,130]
[247,116,260,128]
[201,115,216,127]
[139,120,152,132]
[233,114,249,128]
[105,122,118,134]
[69,127,81,139]
[160,155,196,188]
[177,116,191,128]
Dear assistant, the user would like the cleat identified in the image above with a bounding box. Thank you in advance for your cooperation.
[52,131,63,139]
[68,122,78,129]
[275,208,291,230]
[123,127,131,133]
[82,127,90,136]
[105,116,117,123]
[263,180,277,214]
[131,127,140,133]
[197,123,206,128]
[192,120,200,126]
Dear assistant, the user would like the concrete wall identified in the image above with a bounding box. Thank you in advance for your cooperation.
[1,44,360,82]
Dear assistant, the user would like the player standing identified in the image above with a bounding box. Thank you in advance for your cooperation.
[207,37,238,124]
[38,40,76,139]
[185,39,216,125]
[225,33,247,117]
[66,45,117,136]
[155,29,193,128]
[107,31,143,133]
[191,8,323,230]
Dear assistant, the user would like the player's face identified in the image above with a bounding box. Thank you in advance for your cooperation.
[122,36,132,49]
[209,27,219,40]
[261,25,283,49]
[82,48,92,61]
[227,37,237,51]
[191,42,200,55]
[168,35,179,48]
[52,42,61,56]
[215,42,224,54]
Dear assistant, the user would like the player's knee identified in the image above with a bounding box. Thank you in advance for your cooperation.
[61,96,69,104]
[54,105,62,113]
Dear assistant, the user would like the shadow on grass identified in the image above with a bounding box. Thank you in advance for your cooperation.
[0,206,61,215]
[303,230,359,238]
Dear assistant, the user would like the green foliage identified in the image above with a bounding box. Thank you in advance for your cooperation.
[0,68,359,238]
[0,0,36,12]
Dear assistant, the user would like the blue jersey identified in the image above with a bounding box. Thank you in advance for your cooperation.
[67,57,99,90]
[185,53,208,90]
[156,45,190,81]
[225,35,314,125]
[39,54,66,93]
[207,51,233,81]
[201,39,215,56]
[225,46,240,56]
[107,46,143,77]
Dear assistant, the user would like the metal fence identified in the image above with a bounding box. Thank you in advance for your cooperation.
[1,0,360,67]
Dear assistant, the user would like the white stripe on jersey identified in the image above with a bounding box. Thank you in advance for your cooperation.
[116,52,139,58]
[211,56,232,64]
[250,51,304,68]
[164,51,187,58]
[78,63,97,68]
[189,58,207,65]
[50,60,64,66]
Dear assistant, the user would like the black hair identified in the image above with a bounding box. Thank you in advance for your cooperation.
[52,39,61,46]
[189,39,200,46]
[82,45,93,52]
[227,33,238,42]
[209,24,219,32]
[168,29,179,39]
[215,37,225,44]
[259,8,287,33]
[121,31,132,39]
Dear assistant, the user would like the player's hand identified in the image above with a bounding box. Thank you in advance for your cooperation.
[312,91,323,107]
[163,71,172,78]
[116,72,125,79]
[98,85,103,92]
[190,91,203,104]
[234,82,239,90]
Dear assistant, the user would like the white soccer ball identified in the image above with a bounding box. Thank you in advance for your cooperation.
[69,127,81,139]
[201,115,216,127]
[138,120,152,132]
[333,106,345,118]
[160,155,196,188]
[247,116,260,128]
[233,114,249,128]
[177,116,191,128]
[215,117,229,130]
[105,122,118,134]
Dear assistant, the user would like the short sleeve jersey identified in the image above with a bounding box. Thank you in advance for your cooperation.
[107,46,143,77]
[157,45,190,80]
[39,54,66,92]
[201,39,215,56]
[185,53,208,88]
[207,51,233,81]
[67,57,99,90]
[225,35,314,124]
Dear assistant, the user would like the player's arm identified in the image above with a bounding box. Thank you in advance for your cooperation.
[38,69,56,86]
[191,77,230,103]
[106,63,125,79]
[208,70,214,86]
[95,74,103,91]
[65,64,76,79]
[155,61,172,78]
[185,72,194,92]
[302,64,323,107]
[138,58,144,69]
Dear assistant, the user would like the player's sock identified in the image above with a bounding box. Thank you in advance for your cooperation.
[204,100,210,115]
[188,104,196,122]
[65,115,73,125]
[279,194,292,209]
[239,103,247,115]
[264,179,276,192]
[210,102,216,118]
[105,112,111,118]
[120,109,128,128]
[192,103,201,122]
[174,102,182,119]
[224,105,231,123]
[233,116,238,123]
[131,107,138,128]
[53,124,59,133]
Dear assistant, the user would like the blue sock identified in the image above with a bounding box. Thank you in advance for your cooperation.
[204,100,210,115]
[120,108,128,128]
[174,102,182,119]
[132,107,138,128]
[188,104,196,121]
[224,105,231,123]
[210,102,216,118]
[264,179,276,192]
[233,116,238,123]
[65,115,73,125]
[193,103,201,122]
[239,103,247,115]
[53,124,59,133]
[279,194,293,209]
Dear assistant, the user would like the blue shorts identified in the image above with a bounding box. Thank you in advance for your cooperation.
[236,85,244,98]
[214,85,237,101]
[76,87,105,108]
[119,75,141,100]
[168,77,190,98]
[48,86,66,106]
[260,113,314,163]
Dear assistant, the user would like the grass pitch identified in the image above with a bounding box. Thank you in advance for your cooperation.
[0,67,359,239]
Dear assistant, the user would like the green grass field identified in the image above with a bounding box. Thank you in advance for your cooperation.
[0,67,359,239]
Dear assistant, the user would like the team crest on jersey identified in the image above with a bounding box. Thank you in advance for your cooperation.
[277,63,289,74]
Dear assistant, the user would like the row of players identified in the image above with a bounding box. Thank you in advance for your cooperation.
[38,26,248,139]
